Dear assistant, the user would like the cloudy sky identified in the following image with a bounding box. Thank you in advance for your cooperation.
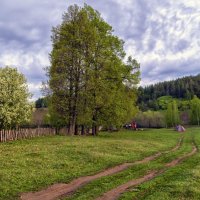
[0,0,200,100]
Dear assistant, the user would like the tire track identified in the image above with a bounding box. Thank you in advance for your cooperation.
[20,137,183,200]
[96,142,197,200]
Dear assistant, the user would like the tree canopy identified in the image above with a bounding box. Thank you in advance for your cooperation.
[46,4,140,135]
[35,97,48,108]
[138,74,200,111]
[0,66,32,129]
[165,100,180,127]
[190,95,200,126]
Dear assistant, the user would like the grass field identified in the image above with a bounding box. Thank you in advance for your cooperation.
[0,128,199,200]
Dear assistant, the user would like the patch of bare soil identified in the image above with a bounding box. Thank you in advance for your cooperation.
[20,137,183,200]
[96,143,197,200]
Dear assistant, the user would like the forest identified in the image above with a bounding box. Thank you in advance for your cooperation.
[138,74,200,111]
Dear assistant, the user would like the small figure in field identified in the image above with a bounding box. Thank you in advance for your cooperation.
[131,121,137,130]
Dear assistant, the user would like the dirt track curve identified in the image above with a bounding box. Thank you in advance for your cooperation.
[20,137,183,200]
[96,142,197,200]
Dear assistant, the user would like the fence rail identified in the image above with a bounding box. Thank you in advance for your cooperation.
[0,128,56,142]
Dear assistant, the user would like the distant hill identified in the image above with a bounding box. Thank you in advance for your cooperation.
[138,74,200,111]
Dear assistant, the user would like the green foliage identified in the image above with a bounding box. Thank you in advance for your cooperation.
[135,110,166,128]
[47,4,140,134]
[0,66,32,129]
[177,99,190,111]
[157,96,173,110]
[138,74,200,111]
[35,97,48,108]
[165,100,180,127]
[190,95,200,125]
[44,103,65,131]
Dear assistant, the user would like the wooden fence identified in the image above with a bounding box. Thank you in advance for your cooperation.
[0,128,56,142]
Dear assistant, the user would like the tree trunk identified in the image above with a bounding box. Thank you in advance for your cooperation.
[68,121,75,135]
[95,126,98,135]
[92,113,97,136]
[55,127,59,135]
[92,123,98,135]
[68,68,74,135]
[92,125,96,136]
[74,124,79,135]
[81,125,85,135]
[86,127,90,135]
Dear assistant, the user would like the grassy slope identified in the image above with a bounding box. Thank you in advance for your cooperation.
[0,129,179,200]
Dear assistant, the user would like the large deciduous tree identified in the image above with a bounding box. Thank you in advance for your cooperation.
[166,100,180,127]
[0,66,32,129]
[47,4,140,135]
[190,95,200,126]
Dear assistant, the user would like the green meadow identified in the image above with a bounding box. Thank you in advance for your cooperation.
[0,128,199,200]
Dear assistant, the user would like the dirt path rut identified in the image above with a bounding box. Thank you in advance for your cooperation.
[96,143,197,200]
[20,137,183,200]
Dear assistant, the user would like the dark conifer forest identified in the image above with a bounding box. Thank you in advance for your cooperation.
[138,74,200,111]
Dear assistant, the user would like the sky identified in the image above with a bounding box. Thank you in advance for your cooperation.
[0,0,200,100]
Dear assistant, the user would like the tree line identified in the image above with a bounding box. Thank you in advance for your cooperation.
[138,74,200,111]
[135,96,200,128]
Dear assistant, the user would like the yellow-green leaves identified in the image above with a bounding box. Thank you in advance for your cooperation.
[0,66,32,129]
[47,4,140,134]
[190,95,200,125]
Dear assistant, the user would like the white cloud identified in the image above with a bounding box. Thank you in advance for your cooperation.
[28,82,42,101]
[0,47,49,100]
[0,0,200,98]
